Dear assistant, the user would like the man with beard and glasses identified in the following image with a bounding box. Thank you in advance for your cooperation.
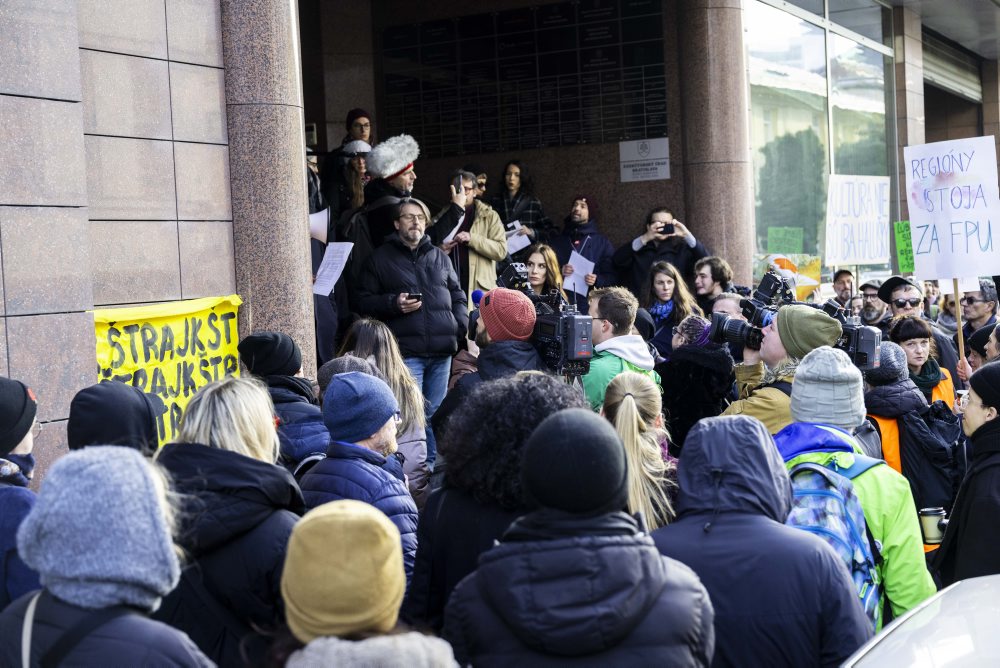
[859,279,892,334]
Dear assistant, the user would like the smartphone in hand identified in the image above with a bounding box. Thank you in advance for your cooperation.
[408,293,423,302]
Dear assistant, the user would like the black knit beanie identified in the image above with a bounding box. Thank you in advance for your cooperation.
[970,361,1000,410]
[969,323,997,359]
[522,408,628,515]
[0,377,37,456]
[238,332,302,377]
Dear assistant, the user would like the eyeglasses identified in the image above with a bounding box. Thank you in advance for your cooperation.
[476,181,487,188]
[861,293,880,301]
[351,122,371,129]
[892,298,922,308]
[31,420,42,439]
[398,213,427,223]
[671,326,687,342]
[961,296,989,305]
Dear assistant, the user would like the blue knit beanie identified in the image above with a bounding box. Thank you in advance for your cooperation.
[17,446,179,611]
[323,372,399,443]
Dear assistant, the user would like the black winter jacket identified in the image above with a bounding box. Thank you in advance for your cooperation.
[613,236,710,296]
[402,486,523,632]
[264,375,329,471]
[0,590,212,667]
[153,443,305,666]
[443,510,715,667]
[549,220,616,311]
[431,340,545,439]
[934,418,1000,586]
[357,235,468,357]
[652,416,873,668]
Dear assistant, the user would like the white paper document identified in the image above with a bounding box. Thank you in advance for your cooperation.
[313,242,353,296]
[507,232,532,255]
[563,250,595,297]
[309,208,330,243]
[442,212,466,244]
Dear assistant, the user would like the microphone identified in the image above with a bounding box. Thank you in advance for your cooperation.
[471,289,484,307]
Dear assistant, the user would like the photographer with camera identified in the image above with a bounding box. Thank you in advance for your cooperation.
[583,287,660,411]
[613,207,710,297]
[721,304,842,434]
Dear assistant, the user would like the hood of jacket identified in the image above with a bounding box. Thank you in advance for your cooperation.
[864,378,927,418]
[289,633,457,668]
[477,340,545,380]
[156,443,305,555]
[772,421,859,462]
[265,375,318,407]
[473,510,670,656]
[561,218,601,238]
[595,334,656,371]
[676,415,792,523]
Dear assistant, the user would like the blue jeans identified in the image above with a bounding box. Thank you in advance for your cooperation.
[403,355,451,468]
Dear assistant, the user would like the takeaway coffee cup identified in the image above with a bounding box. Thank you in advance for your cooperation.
[919,507,947,544]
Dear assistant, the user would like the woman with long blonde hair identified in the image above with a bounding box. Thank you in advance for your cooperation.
[602,372,676,530]
[337,318,430,505]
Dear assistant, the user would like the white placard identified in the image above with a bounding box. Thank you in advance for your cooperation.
[823,174,891,265]
[904,136,1000,281]
[313,242,353,296]
[563,250,595,297]
[619,138,670,183]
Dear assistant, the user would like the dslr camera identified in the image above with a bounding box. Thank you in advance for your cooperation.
[709,271,881,370]
[496,263,593,377]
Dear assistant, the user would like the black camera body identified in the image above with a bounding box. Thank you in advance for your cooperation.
[709,271,881,370]
[496,263,593,377]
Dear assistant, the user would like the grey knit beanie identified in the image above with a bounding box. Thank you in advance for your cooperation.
[17,446,180,611]
[865,342,909,386]
[790,347,866,429]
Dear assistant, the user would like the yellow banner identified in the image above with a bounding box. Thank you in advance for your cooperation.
[94,294,243,445]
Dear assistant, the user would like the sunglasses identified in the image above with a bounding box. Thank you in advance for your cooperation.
[892,298,922,308]
[961,296,989,305]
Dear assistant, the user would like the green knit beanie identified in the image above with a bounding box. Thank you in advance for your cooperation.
[776,305,843,360]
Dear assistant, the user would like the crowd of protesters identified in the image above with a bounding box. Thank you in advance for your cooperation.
[1,115,999,667]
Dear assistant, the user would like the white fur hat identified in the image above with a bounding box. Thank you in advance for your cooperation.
[367,134,419,180]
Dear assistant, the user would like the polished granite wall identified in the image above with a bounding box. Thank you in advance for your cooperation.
[1,0,239,481]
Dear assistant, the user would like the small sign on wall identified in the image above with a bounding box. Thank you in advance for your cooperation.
[620,138,670,183]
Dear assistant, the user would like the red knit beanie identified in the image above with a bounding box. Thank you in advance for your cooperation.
[479,289,536,342]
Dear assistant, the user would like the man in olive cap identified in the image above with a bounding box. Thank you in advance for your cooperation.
[721,305,842,434]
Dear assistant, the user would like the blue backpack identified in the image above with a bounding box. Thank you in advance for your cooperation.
[786,456,883,630]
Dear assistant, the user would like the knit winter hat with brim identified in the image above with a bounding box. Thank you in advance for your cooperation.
[0,377,36,457]
[776,305,843,360]
[865,341,909,386]
[791,346,866,429]
[17,446,180,611]
[282,500,405,644]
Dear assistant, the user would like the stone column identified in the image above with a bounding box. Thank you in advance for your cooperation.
[221,0,317,373]
[677,0,755,284]
[893,6,925,222]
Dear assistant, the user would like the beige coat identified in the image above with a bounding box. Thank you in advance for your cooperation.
[434,200,508,312]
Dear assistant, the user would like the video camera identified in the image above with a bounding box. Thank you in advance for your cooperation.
[496,263,593,377]
[709,271,881,371]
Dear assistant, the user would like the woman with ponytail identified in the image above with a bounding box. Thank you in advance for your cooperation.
[602,372,676,530]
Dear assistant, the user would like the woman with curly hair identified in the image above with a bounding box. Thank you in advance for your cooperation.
[337,318,430,504]
[524,243,568,303]
[489,160,554,255]
[602,372,677,530]
[889,315,955,407]
[642,261,702,360]
[402,372,586,632]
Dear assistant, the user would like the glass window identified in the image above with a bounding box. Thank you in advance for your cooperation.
[830,35,891,177]
[747,2,829,259]
[784,0,824,16]
[830,0,891,45]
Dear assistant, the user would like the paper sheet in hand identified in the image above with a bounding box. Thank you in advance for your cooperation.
[313,242,353,296]
[505,220,522,238]
[507,232,531,255]
[563,250,594,297]
[309,208,330,243]
[442,212,466,243]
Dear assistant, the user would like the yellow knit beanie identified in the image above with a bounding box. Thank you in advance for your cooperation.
[281,500,405,644]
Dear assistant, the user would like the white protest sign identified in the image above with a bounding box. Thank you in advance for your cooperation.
[823,174,891,265]
[903,136,1000,281]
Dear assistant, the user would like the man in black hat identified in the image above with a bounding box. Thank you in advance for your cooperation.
[878,275,960,388]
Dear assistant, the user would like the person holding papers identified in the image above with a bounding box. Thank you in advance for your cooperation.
[432,170,507,313]
[489,159,554,261]
[550,195,616,312]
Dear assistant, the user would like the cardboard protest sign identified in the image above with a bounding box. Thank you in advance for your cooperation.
[904,136,1000,280]
[94,295,242,445]
[767,227,804,254]
[824,174,891,265]
[893,221,915,274]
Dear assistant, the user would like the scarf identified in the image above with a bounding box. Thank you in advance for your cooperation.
[910,358,943,400]
[648,300,674,326]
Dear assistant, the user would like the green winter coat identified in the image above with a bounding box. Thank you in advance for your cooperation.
[784,448,937,630]
[582,335,661,411]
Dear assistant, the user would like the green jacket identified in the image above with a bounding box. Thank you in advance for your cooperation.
[582,336,660,411]
[785,449,937,629]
